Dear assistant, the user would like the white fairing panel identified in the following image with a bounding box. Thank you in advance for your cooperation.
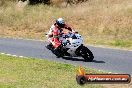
[59,33,83,56]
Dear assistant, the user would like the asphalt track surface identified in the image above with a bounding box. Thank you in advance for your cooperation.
[0,37,132,75]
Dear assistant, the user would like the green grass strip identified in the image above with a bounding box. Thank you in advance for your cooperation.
[0,54,104,88]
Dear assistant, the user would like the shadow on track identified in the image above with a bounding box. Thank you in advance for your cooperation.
[92,60,105,63]
[62,56,105,63]
[62,56,84,61]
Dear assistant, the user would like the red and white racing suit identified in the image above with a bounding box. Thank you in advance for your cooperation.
[47,23,75,48]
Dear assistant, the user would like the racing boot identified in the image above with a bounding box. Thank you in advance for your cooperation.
[53,45,64,58]
[46,43,54,50]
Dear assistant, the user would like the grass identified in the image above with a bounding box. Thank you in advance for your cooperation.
[0,0,132,49]
[85,39,132,49]
[110,40,132,48]
[0,54,104,88]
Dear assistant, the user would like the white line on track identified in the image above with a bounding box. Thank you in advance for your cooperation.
[1,53,5,54]
[6,54,11,56]
[0,52,27,58]
[12,55,17,57]
[19,56,24,58]
[108,72,112,74]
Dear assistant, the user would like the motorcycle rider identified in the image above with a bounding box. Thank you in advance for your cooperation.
[46,18,75,57]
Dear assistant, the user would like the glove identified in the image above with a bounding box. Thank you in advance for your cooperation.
[74,31,78,34]
[62,41,68,46]
[62,42,67,46]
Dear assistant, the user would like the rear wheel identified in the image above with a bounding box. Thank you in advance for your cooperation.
[79,45,94,62]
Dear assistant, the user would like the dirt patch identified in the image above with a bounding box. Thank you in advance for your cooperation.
[15,0,29,11]
[0,27,44,39]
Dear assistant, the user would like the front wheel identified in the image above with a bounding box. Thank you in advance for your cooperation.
[78,45,94,62]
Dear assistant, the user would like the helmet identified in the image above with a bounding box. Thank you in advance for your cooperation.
[56,18,65,28]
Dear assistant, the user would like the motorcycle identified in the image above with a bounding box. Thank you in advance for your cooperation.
[46,32,94,62]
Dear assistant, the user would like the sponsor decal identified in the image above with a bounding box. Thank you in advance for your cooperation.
[76,66,131,85]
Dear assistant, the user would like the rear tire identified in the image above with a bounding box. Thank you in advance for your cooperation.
[79,45,94,62]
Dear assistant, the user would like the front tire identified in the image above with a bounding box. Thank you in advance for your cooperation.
[79,45,94,62]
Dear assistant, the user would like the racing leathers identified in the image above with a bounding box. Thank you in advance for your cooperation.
[47,23,75,48]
